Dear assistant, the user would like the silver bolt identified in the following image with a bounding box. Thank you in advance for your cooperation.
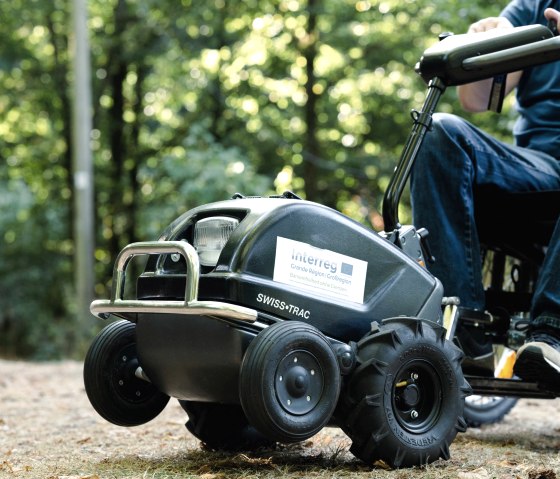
[287,399,292,406]
[411,372,419,380]
[136,391,141,397]
[171,253,180,262]
[411,410,419,419]
[118,380,124,386]
[310,370,315,376]
[279,375,283,382]
[294,357,298,363]
[306,396,311,402]
[122,356,127,362]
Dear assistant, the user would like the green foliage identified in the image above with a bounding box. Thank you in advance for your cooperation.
[0,0,513,357]
[137,123,270,240]
[0,180,74,358]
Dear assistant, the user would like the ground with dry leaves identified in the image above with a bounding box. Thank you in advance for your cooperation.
[1,359,560,479]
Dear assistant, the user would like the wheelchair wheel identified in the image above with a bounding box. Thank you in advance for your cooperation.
[239,321,341,443]
[83,320,169,426]
[339,318,471,468]
[463,345,518,427]
[464,395,518,427]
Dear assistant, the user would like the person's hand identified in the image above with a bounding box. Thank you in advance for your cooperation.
[544,8,560,32]
[468,16,514,33]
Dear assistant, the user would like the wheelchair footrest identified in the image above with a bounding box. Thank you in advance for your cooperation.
[467,375,558,399]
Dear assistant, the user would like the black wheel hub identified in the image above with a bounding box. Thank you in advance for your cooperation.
[393,361,442,434]
[275,350,323,415]
[112,344,154,404]
[401,384,420,408]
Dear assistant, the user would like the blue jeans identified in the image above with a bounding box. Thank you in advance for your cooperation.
[410,113,560,330]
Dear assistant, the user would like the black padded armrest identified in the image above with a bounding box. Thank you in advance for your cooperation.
[416,24,557,85]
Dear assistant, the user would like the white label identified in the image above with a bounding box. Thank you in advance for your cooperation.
[273,237,368,304]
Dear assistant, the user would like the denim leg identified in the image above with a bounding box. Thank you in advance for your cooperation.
[410,114,482,309]
[531,217,560,329]
[410,112,560,311]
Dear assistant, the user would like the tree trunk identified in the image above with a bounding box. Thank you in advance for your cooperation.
[127,64,147,244]
[46,10,74,242]
[302,0,320,201]
[107,0,129,261]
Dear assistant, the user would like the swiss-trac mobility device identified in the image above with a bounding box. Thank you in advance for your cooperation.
[84,24,560,468]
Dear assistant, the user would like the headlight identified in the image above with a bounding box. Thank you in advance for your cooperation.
[193,216,239,267]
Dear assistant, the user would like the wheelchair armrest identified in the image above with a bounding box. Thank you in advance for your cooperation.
[417,24,557,86]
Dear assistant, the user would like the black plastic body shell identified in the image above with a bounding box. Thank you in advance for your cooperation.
[135,313,256,403]
[135,197,444,402]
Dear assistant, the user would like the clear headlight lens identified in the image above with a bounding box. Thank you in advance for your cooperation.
[193,216,239,267]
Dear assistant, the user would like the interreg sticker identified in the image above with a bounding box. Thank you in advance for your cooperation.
[273,237,368,304]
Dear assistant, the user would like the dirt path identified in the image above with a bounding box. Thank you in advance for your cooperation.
[1,359,559,479]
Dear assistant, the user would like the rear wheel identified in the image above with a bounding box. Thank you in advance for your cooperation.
[339,318,471,468]
[83,320,169,426]
[179,401,273,451]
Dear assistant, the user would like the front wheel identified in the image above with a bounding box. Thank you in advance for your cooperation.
[339,318,471,468]
[239,321,341,443]
[83,320,170,426]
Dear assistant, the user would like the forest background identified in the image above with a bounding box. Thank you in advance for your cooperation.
[0,0,514,358]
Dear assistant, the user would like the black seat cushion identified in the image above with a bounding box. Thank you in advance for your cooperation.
[475,188,560,264]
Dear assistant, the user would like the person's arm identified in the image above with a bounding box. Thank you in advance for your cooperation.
[457,16,523,112]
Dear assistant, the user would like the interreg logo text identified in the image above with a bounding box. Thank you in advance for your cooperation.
[274,237,367,304]
[291,249,354,276]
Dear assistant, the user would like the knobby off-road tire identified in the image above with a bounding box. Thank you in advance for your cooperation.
[83,320,170,426]
[339,317,471,468]
[179,401,274,451]
[239,321,341,443]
